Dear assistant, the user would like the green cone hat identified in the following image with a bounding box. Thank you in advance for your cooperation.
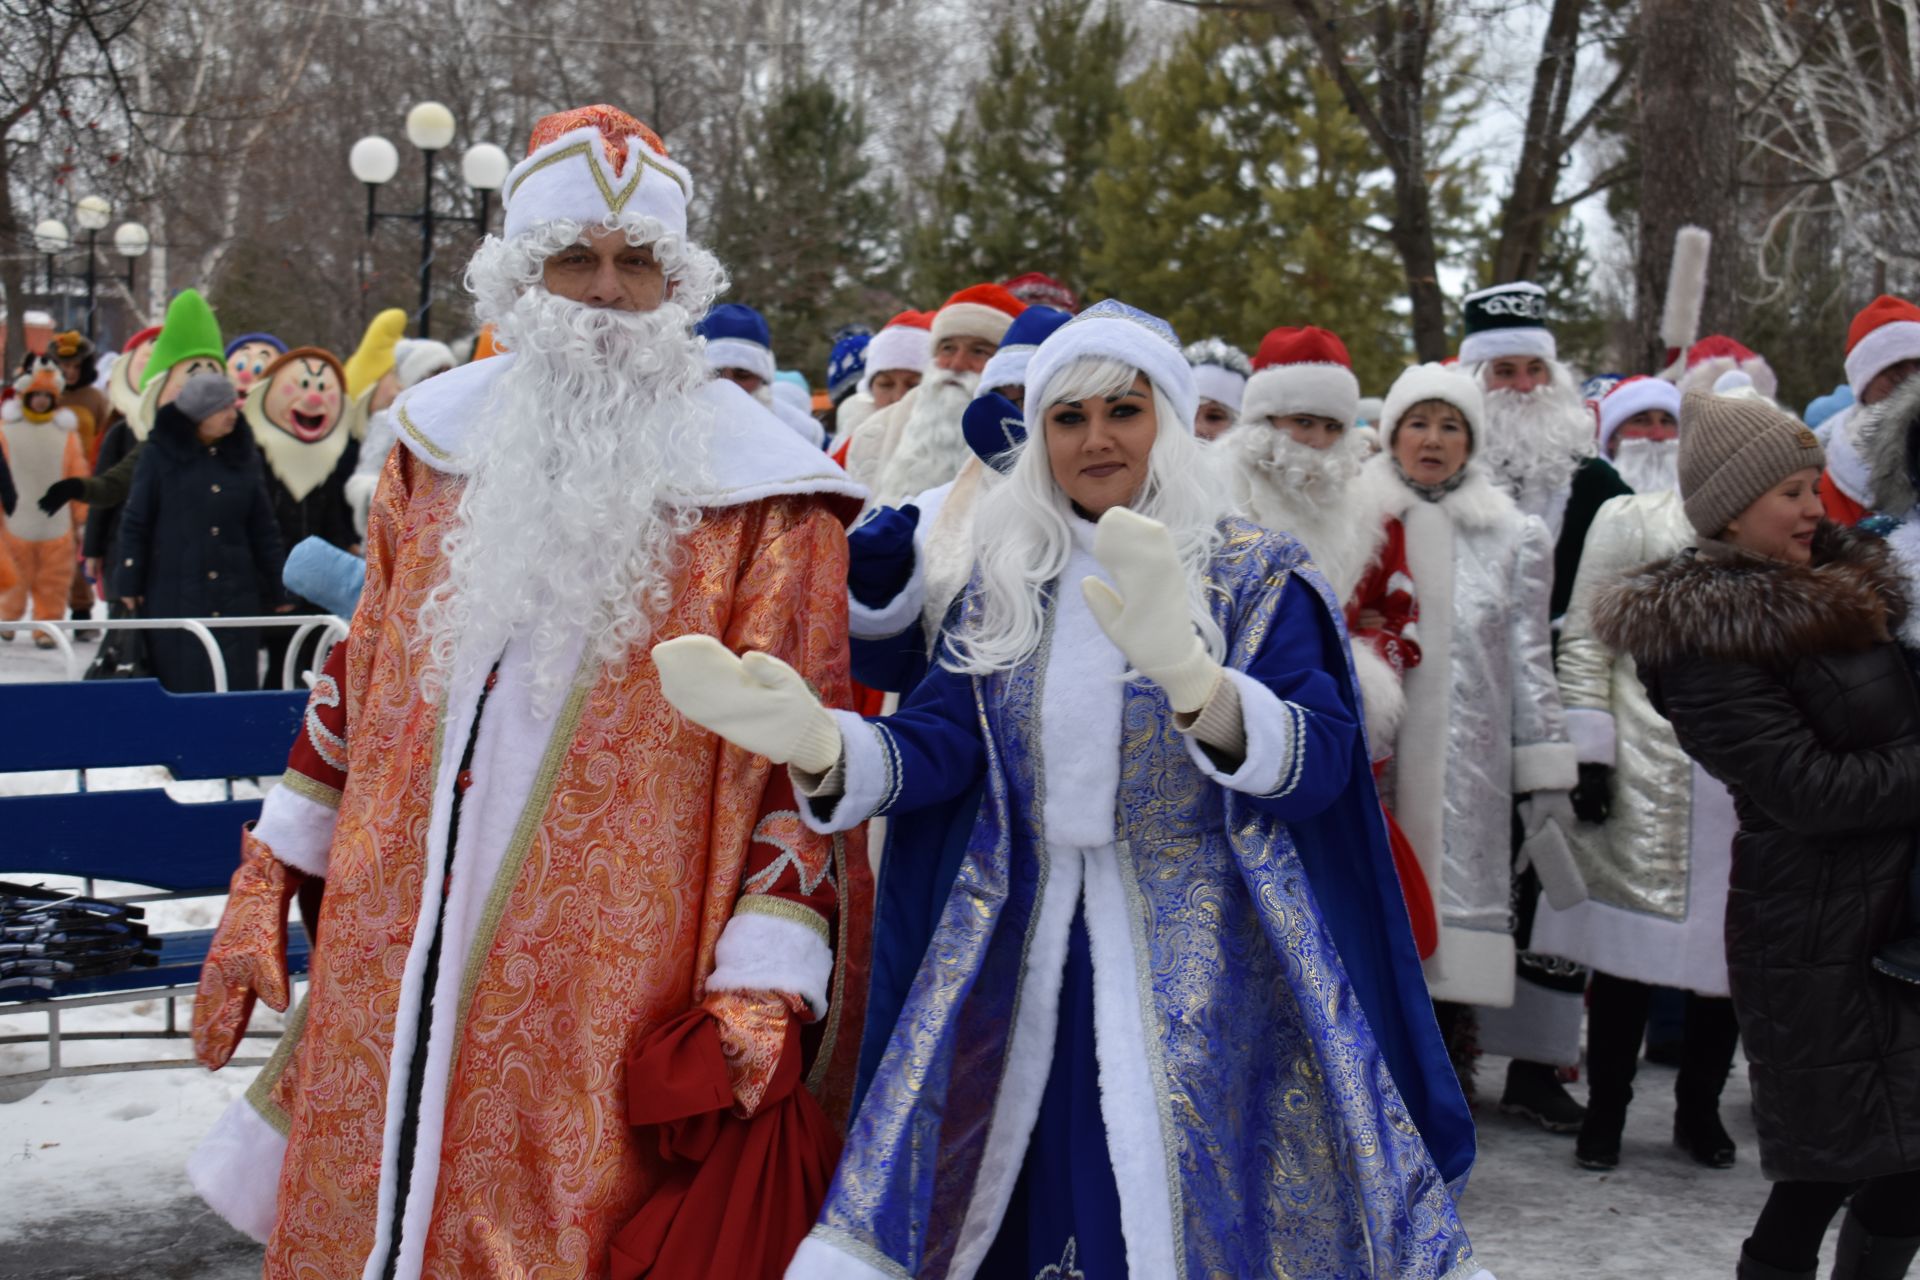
[140,289,225,389]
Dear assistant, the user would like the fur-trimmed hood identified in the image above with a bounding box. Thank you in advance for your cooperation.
[1363,452,1520,531]
[1859,370,1920,517]
[1594,522,1908,670]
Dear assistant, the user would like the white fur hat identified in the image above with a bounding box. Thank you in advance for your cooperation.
[502,105,692,242]
[1597,375,1682,454]
[1023,300,1197,435]
[1380,362,1486,450]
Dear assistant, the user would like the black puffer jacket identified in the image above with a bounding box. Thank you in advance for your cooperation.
[1596,523,1920,1182]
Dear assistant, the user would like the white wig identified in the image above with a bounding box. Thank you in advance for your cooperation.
[945,355,1229,677]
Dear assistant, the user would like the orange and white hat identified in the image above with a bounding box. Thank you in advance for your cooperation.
[502,104,692,242]
[1844,295,1920,400]
[930,284,1026,347]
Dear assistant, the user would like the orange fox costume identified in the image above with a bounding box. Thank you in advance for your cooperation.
[0,359,87,629]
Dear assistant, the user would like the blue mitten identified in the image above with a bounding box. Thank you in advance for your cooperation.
[963,392,1027,473]
[283,537,366,618]
[846,503,920,609]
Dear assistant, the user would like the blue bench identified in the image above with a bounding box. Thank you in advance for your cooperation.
[0,679,310,1083]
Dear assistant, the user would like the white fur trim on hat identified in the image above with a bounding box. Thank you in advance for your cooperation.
[1023,305,1197,436]
[1239,363,1360,428]
[860,325,932,389]
[502,125,692,241]
[1381,362,1485,448]
[1598,379,1682,454]
[703,335,777,383]
[931,302,1015,346]
[1458,326,1557,366]
[977,344,1035,395]
[1846,320,1920,400]
[1191,362,1248,414]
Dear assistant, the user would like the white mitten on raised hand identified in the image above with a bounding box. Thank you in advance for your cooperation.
[1079,506,1221,714]
[651,635,843,773]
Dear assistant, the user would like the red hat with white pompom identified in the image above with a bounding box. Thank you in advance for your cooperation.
[1241,325,1361,428]
[1598,375,1682,454]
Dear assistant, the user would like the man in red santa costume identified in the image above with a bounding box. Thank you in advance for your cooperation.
[1222,324,1435,955]
[184,104,870,1280]
[1822,295,1920,525]
[843,284,1025,507]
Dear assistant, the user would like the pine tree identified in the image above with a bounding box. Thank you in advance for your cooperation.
[907,0,1130,299]
[706,76,899,380]
[1084,16,1413,393]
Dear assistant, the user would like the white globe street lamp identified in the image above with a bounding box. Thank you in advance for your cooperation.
[74,195,112,232]
[113,222,150,259]
[32,219,70,254]
[351,103,505,337]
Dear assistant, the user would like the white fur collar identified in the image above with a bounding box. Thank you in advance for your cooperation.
[1887,517,1920,648]
[390,353,864,509]
[1826,407,1872,507]
[1363,454,1518,531]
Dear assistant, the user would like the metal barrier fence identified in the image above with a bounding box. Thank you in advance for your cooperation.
[14,614,348,691]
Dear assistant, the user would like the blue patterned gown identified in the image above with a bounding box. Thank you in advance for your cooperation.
[787,518,1482,1280]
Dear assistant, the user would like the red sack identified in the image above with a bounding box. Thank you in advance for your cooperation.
[1382,804,1438,960]
[610,1007,841,1280]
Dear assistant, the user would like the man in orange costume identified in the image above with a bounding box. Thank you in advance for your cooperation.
[185,105,870,1279]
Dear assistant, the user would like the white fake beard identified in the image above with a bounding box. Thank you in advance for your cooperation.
[418,288,715,714]
[1479,374,1596,498]
[1612,437,1681,496]
[1224,421,1366,514]
[875,368,979,505]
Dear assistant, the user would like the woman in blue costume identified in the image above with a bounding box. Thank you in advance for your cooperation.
[654,301,1488,1280]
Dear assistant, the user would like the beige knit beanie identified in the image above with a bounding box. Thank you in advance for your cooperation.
[1679,389,1826,538]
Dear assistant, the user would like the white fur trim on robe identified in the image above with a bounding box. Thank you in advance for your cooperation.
[1565,707,1616,766]
[1529,758,1735,996]
[795,710,895,835]
[189,1091,289,1243]
[1041,531,1125,847]
[705,909,833,1019]
[1179,666,1303,799]
[388,354,862,508]
[1350,640,1405,760]
[253,781,339,878]
[361,631,585,1280]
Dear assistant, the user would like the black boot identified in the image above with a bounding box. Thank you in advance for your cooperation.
[1831,1211,1920,1279]
[1872,934,1920,985]
[1575,1099,1627,1171]
[1674,1103,1737,1168]
[1500,1059,1586,1134]
[1738,1244,1815,1279]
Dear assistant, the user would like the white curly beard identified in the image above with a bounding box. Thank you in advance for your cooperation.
[1612,437,1681,496]
[1475,363,1596,510]
[1222,423,1381,600]
[418,286,715,714]
[874,368,979,506]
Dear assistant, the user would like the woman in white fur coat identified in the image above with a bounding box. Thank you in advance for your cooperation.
[654,303,1486,1280]
[1368,363,1585,1025]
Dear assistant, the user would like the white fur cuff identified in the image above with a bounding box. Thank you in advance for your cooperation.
[254,780,340,878]
[705,908,833,1019]
[847,556,926,641]
[795,710,893,835]
[187,1096,287,1243]
[1564,708,1617,766]
[1180,667,1304,799]
[1513,740,1580,795]
[783,1231,898,1280]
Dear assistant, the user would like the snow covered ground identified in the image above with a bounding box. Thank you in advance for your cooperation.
[0,636,1840,1278]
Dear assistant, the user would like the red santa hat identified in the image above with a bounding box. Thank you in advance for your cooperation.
[930,284,1026,347]
[1674,335,1778,399]
[1844,295,1920,400]
[1240,326,1362,427]
[1597,375,1682,454]
[502,104,692,242]
[859,310,933,392]
[1001,271,1078,313]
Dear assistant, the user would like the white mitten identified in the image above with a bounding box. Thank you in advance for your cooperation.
[1080,507,1221,714]
[1516,790,1588,910]
[651,635,843,773]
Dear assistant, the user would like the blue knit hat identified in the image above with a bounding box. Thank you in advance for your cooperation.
[696,303,775,382]
[977,306,1071,394]
[224,332,286,359]
[827,327,871,403]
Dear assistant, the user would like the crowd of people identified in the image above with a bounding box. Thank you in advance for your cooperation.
[10,101,1917,1279]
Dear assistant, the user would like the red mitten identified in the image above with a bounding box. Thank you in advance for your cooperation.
[191,824,300,1070]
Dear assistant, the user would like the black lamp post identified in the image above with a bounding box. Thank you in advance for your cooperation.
[350,103,508,339]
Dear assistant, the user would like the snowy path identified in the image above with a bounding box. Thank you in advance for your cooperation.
[0,647,1833,1278]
